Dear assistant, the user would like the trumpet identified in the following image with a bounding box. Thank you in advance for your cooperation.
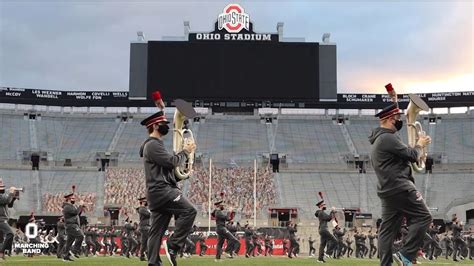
[172,99,198,180]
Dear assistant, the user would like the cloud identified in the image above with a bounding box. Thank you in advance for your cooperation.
[0,1,472,93]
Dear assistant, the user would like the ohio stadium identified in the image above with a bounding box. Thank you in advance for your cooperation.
[0,2,473,266]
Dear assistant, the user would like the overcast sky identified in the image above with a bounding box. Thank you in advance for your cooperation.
[0,0,472,93]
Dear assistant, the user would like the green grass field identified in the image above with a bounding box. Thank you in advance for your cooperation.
[3,255,474,266]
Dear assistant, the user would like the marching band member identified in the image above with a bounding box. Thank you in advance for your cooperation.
[140,102,197,266]
[315,199,337,263]
[369,96,432,266]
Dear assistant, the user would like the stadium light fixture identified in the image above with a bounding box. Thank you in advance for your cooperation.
[137,31,146,42]
[322,33,331,44]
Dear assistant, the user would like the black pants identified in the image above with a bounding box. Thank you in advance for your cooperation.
[445,245,453,259]
[63,224,84,258]
[346,244,353,257]
[370,243,377,258]
[428,240,441,259]
[147,196,197,265]
[356,243,366,257]
[127,236,138,256]
[453,237,466,260]
[216,228,240,259]
[265,245,273,256]
[225,234,237,254]
[110,238,116,255]
[245,239,254,256]
[378,190,432,266]
[182,237,195,255]
[288,238,299,257]
[199,243,207,256]
[85,240,95,256]
[93,241,101,254]
[57,235,66,258]
[326,238,337,257]
[121,238,128,255]
[0,222,13,254]
[319,230,337,261]
[337,241,347,258]
[104,242,111,256]
[140,228,149,257]
[309,245,316,256]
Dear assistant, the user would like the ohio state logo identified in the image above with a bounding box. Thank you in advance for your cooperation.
[217,4,250,33]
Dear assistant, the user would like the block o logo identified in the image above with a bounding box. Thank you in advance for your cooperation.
[217,4,250,33]
[25,223,38,239]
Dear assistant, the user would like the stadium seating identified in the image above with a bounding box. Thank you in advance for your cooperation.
[276,171,468,219]
[0,169,35,215]
[37,116,119,162]
[0,114,30,160]
[186,165,276,219]
[196,118,269,163]
[0,111,473,220]
[39,170,101,214]
[273,119,349,163]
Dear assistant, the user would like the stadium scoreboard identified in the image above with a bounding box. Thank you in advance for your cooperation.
[146,41,320,102]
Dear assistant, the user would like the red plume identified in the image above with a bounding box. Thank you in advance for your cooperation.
[385,83,394,93]
[318,192,324,200]
[220,192,225,197]
[151,91,162,101]
[72,185,76,193]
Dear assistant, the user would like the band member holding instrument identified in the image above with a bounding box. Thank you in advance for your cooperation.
[56,216,66,259]
[451,216,466,262]
[212,199,240,261]
[334,225,347,259]
[368,229,378,259]
[369,90,432,265]
[137,196,151,261]
[124,218,138,258]
[346,235,354,257]
[287,221,299,258]
[308,235,316,257]
[0,179,16,261]
[140,107,197,266]
[244,223,254,258]
[62,188,85,261]
[315,199,337,263]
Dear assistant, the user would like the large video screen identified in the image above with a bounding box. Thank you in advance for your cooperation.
[147,41,319,101]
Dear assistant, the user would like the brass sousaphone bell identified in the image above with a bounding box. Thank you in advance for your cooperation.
[406,94,430,173]
[172,99,197,180]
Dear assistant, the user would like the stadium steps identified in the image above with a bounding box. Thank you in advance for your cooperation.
[107,121,126,152]
[273,172,284,206]
[29,119,38,150]
[32,170,41,212]
[359,172,368,212]
[339,123,358,157]
[95,171,105,217]
[267,119,278,153]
